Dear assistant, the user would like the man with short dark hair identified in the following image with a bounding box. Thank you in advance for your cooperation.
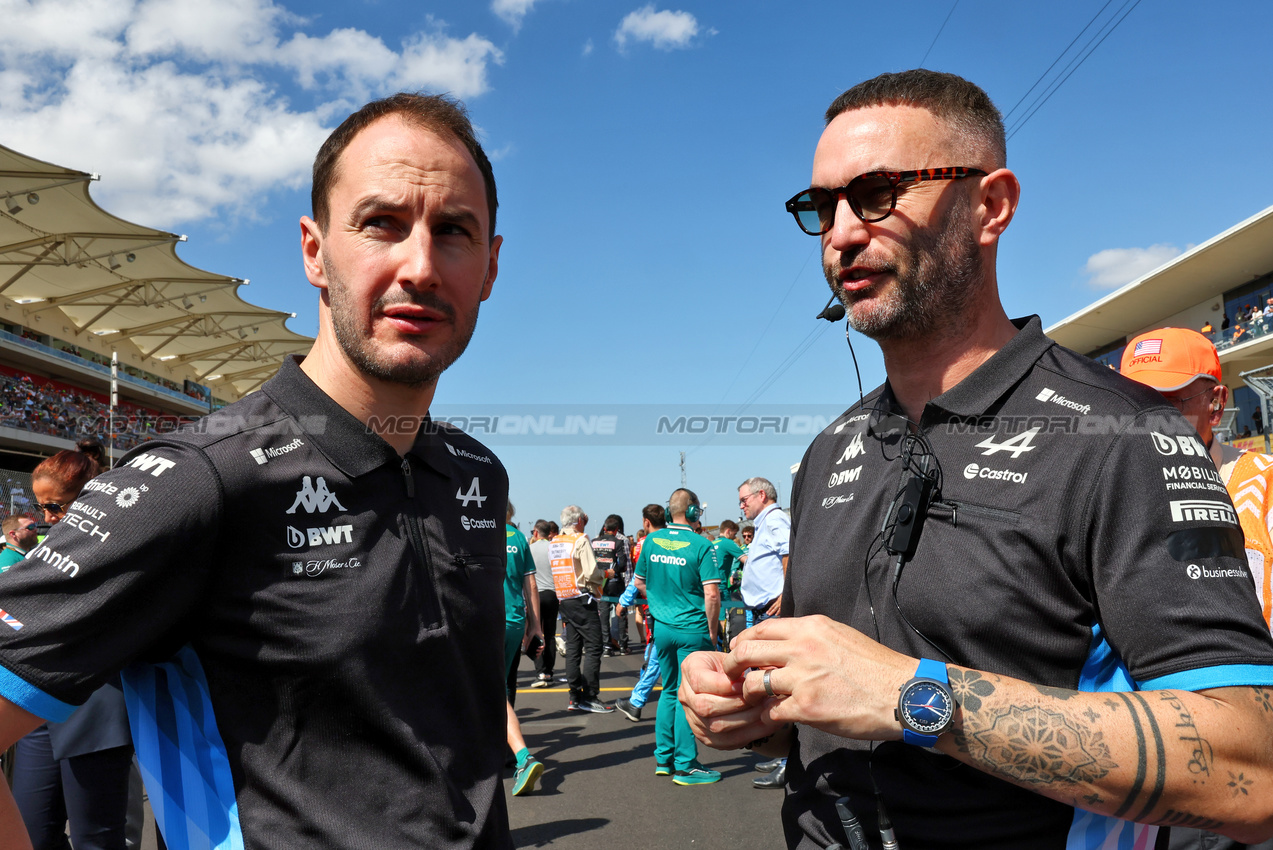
[592,514,631,656]
[0,516,37,573]
[528,519,558,688]
[682,69,1273,847]
[0,92,513,850]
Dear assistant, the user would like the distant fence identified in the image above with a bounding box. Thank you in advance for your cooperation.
[0,469,34,521]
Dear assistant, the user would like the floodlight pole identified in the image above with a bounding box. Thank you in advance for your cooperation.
[109,351,118,467]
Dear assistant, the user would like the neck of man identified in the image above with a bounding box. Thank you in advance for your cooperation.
[301,336,438,456]
[878,289,1018,426]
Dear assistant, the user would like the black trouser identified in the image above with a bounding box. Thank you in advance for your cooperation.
[559,595,603,701]
[536,589,559,678]
[598,578,628,652]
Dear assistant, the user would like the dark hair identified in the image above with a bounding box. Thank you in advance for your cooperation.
[547,521,560,537]
[642,503,667,528]
[825,69,1006,168]
[603,514,624,534]
[719,519,739,534]
[311,92,498,238]
[533,519,552,538]
[76,438,108,470]
[33,443,102,493]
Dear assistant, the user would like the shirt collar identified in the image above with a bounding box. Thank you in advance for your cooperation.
[867,316,1052,430]
[262,356,441,479]
[753,502,779,525]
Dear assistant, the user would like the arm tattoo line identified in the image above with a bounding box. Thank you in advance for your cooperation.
[1127,692,1167,823]
[1156,809,1225,831]
[1111,692,1147,819]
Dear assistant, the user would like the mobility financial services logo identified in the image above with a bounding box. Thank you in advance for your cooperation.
[286,476,347,515]
[250,438,305,465]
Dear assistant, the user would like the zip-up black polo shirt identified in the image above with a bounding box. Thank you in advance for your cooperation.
[0,356,513,850]
[782,316,1273,850]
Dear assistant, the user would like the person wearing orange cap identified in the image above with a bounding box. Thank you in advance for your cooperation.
[1122,328,1273,850]
[1121,327,1273,638]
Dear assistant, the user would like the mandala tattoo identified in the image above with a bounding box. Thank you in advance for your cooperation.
[968,705,1118,785]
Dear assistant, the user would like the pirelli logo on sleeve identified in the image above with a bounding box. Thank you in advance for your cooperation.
[1169,499,1238,526]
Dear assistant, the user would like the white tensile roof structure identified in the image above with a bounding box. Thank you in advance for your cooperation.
[0,143,311,398]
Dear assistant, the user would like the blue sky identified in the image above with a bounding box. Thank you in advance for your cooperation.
[4,0,1273,531]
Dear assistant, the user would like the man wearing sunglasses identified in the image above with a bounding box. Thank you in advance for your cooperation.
[681,69,1273,848]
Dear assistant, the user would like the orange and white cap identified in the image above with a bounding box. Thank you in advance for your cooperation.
[1120,328,1222,392]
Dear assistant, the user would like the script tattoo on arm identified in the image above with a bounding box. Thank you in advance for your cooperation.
[1159,691,1212,780]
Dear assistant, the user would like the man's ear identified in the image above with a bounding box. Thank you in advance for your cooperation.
[480,234,502,302]
[300,216,327,291]
[976,168,1021,247]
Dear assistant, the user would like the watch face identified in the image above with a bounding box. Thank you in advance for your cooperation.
[900,681,954,733]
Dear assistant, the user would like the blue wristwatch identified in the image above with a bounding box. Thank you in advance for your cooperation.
[895,658,955,747]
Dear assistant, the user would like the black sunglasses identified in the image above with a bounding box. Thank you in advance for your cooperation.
[37,501,68,515]
[785,167,987,236]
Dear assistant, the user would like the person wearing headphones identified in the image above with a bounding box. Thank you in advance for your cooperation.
[633,489,721,785]
[1122,328,1273,850]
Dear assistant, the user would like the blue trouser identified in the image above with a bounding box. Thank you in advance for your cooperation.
[653,624,712,771]
[629,640,661,708]
[12,725,134,850]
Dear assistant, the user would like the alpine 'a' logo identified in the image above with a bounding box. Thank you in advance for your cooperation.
[456,477,487,507]
[975,427,1041,459]
[286,476,348,514]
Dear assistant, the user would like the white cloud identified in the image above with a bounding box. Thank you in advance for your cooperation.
[0,0,504,228]
[492,0,537,30]
[1084,244,1184,289]
[582,38,594,56]
[614,5,699,51]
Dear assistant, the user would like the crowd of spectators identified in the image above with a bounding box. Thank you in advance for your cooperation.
[0,368,191,453]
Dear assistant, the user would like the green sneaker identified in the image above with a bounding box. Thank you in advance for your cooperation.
[672,766,722,786]
[512,758,544,796]
[654,762,672,777]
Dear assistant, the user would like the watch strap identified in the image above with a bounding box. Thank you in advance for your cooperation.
[916,657,948,685]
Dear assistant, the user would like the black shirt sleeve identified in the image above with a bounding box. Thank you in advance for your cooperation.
[0,440,222,712]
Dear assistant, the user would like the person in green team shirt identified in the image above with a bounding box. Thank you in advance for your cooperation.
[711,519,746,646]
[634,488,722,785]
[504,502,545,796]
[0,516,39,573]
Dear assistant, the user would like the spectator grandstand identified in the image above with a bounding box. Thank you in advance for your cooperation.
[0,141,312,508]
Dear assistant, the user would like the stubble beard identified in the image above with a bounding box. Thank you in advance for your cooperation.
[325,256,480,387]
[824,194,984,345]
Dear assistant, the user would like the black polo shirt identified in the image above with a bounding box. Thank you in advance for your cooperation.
[0,356,512,850]
[783,317,1273,850]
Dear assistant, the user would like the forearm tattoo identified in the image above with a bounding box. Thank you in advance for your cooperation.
[946,670,1238,829]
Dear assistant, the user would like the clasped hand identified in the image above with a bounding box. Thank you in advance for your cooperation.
[678,614,918,749]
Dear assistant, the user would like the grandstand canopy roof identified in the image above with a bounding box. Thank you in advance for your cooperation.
[0,143,312,396]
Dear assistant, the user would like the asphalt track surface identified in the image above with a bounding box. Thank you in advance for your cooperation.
[504,640,787,850]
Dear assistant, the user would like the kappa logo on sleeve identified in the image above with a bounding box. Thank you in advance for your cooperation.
[286,476,348,514]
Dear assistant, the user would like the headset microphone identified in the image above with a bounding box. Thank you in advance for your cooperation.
[817,294,847,322]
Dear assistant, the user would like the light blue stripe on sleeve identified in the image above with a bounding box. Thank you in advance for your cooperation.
[121,646,245,850]
[1141,663,1273,692]
[0,663,76,721]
